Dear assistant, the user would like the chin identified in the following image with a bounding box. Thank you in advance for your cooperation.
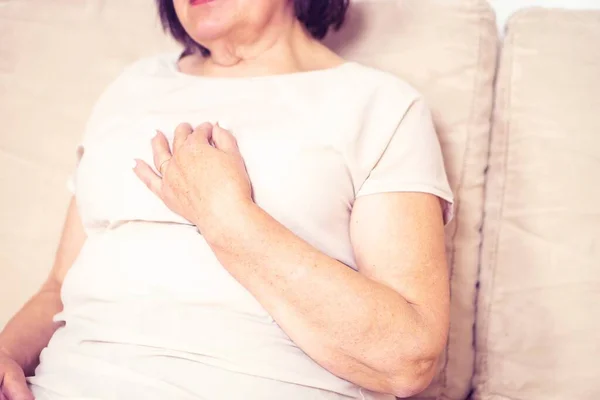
[174,0,234,45]
[188,23,230,44]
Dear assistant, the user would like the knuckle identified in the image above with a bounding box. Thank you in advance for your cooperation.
[176,122,193,133]
[194,122,211,133]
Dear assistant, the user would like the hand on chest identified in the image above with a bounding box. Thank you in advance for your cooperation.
[75,114,355,231]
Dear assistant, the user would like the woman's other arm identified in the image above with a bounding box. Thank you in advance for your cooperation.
[0,197,86,375]
[135,119,451,397]
[204,192,449,398]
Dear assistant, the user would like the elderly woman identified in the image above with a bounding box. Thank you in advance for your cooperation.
[0,0,454,399]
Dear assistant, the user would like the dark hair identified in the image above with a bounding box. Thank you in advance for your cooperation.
[156,0,349,57]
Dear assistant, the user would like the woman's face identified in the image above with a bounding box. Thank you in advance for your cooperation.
[173,0,290,45]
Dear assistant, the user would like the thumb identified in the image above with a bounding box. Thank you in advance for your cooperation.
[213,123,239,154]
[3,372,34,400]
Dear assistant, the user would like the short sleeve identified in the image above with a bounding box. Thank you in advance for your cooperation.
[356,98,454,224]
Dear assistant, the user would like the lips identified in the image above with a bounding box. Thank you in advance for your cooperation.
[190,0,214,5]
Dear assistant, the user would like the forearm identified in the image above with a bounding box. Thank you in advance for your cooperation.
[203,204,440,394]
[0,281,64,376]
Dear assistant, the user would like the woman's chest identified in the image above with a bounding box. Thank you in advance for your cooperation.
[75,108,358,235]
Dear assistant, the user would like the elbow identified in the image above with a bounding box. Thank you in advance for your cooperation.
[386,317,448,397]
[388,355,439,398]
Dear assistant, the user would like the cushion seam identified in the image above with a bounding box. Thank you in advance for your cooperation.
[479,16,516,400]
[438,7,493,400]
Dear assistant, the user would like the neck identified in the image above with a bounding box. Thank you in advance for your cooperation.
[184,11,338,78]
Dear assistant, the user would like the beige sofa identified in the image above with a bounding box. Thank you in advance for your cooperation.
[1,1,598,399]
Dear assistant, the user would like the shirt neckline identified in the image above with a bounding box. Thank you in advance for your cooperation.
[165,52,355,83]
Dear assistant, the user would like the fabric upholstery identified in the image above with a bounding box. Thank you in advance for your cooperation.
[325,1,498,398]
[475,8,600,400]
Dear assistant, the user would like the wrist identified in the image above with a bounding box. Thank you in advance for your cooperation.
[0,343,17,362]
[199,198,257,246]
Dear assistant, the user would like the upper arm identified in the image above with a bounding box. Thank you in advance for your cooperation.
[349,95,453,351]
[350,192,450,349]
[43,196,86,291]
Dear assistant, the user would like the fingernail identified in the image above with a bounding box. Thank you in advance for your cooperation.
[131,159,138,169]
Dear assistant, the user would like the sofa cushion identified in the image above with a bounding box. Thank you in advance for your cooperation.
[325,1,498,398]
[475,8,600,400]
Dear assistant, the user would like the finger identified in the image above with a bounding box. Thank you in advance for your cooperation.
[173,123,193,153]
[151,130,172,174]
[191,122,213,145]
[133,159,163,198]
[3,373,34,400]
[213,123,239,154]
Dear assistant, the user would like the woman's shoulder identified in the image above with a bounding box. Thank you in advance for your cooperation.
[333,61,427,125]
[117,52,179,78]
[83,53,178,127]
[341,62,421,97]
[336,61,425,111]
[92,52,178,100]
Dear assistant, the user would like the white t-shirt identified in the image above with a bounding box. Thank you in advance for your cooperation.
[29,53,453,400]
